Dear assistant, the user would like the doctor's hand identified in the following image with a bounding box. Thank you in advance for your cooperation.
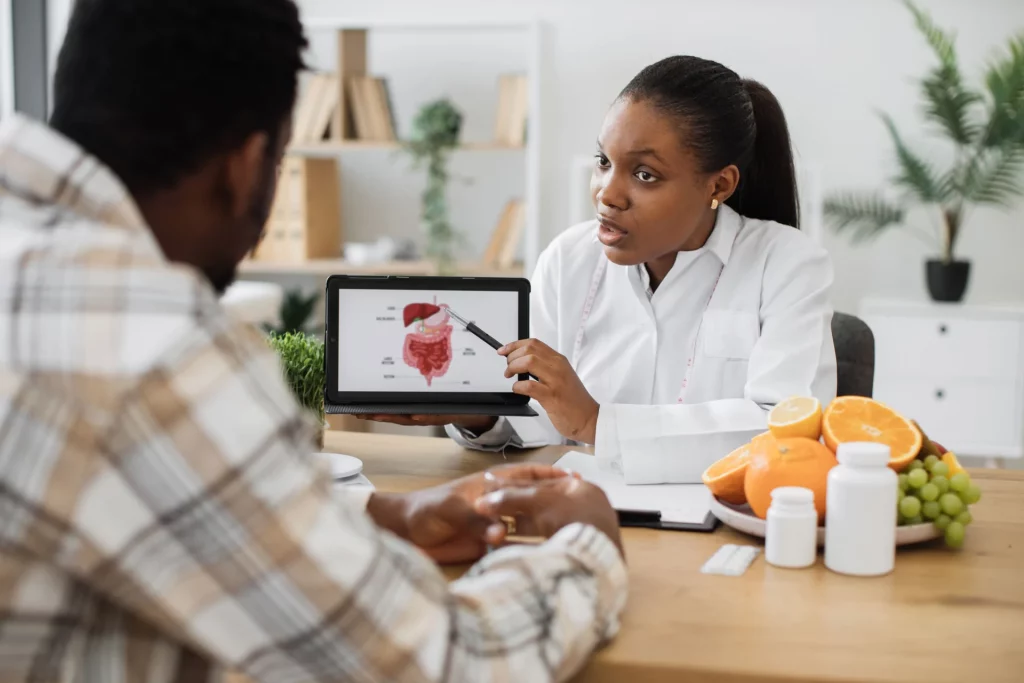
[499,339,600,444]
[366,464,575,564]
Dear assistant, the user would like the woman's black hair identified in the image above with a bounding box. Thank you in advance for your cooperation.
[619,56,800,228]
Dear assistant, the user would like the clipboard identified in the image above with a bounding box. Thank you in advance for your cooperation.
[553,452,720,533]
[617,509,719,532]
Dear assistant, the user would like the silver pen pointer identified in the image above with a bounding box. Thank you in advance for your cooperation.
[443,306,538,381]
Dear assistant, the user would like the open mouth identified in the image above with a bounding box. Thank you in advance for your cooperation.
[597,216,629,247]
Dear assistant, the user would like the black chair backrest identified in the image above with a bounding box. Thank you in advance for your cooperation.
[832,312,875,398]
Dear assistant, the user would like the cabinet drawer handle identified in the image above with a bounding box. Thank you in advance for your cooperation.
[935,389,945,400]
[938,323,948,335]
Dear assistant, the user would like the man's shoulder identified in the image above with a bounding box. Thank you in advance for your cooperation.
[0,214,230,380]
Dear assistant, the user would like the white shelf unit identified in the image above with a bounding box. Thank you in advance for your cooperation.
[265,17,543,277]
[861,298,1024,465]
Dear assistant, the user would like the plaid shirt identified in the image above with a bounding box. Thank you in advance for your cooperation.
[0,115,627,683]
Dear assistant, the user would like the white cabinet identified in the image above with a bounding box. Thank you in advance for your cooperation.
[860,300,1024,460]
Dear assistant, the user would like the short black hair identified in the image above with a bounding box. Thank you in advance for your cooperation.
[50,0,307,196]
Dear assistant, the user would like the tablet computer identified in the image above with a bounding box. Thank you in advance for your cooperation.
[324,275,537,416]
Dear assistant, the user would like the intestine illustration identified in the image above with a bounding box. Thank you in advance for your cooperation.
[401,298,453,386]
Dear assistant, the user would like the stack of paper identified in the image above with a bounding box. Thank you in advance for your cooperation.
[553,451,712,525]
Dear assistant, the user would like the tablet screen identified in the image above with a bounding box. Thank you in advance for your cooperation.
[335,288,520,393]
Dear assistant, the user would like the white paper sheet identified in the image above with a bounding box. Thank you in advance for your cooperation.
[606,399,768,485]
[553,451,712,524]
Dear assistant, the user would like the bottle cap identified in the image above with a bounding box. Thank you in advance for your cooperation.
[770,486,814,506]
[836,442,891,468]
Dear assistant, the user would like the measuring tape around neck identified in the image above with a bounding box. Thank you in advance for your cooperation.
[571,255,725,404]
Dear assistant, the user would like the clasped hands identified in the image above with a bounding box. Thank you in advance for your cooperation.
[367,463,623,564]
[359,338,601,445]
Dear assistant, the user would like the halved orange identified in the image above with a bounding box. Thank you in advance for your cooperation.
[768,396,822,440]
[702,437,762,505]
[822,396,922,471]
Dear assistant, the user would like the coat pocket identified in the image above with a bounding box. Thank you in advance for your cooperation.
[701,310,760,360]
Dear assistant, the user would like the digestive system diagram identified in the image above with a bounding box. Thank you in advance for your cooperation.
[402,300,452,386]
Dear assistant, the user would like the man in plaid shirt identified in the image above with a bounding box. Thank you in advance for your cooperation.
[0,1,628,681]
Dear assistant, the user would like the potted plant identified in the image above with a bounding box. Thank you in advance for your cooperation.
[404,98,464,272]
[266,288,319,335]
[825,1,1024,302]
[268,331,326,449]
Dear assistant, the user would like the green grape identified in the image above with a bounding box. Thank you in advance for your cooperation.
[934,514,952,531]
[908,460,925,472]
[921,500,941,520]
[955,510,973,526]
[904,515,924,526]
[940,493,964,517]
[919,482,939,502]
[949,472,970,493]
[898,473,910,492]
[961,483,982,505]
[931,475,950,495]
[930,461,950,478]
[945,521,965,549]
[899,495,922,519]
[923,454,939,471]
[907,468,928,489]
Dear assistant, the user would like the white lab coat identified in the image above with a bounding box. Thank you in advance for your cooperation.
[447,205,837,484]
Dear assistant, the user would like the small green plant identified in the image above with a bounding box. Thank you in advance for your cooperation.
[404,98,464,271]
[266,288,319,336]
[268,331,325,425]
[825,1,1024,262]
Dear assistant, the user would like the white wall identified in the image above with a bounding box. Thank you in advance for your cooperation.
[47,0,74,111]
[299,0,1024,313]
[0,0,12,118]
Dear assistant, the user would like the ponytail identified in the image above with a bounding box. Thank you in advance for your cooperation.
[619,57,801,229]
[729,80,799,228]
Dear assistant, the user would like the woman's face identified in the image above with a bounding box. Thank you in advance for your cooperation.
[590,97,736,267]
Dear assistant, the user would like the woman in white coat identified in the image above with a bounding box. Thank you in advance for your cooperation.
[364,56,837,484]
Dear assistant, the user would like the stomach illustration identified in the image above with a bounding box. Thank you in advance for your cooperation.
[402,302,452,386]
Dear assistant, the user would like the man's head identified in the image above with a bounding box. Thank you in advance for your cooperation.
[50,0,307,294]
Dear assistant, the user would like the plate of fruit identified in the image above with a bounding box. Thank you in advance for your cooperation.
[702,396,982,549]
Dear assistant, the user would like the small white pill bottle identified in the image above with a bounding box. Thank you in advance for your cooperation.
[764,486,818,569]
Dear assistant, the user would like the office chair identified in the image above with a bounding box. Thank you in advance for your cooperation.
[832,312,875,398]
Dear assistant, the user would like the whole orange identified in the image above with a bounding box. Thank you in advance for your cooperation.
[743,435,838,522]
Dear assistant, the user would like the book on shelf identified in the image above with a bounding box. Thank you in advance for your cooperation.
[308,76,339,143]
[482,199,525,268]
[347,76,397,142]
[494,74,528,147]
[252,156,341,263]
[291,73,338,144]
[376,79,398,141]
[346,77,373,141]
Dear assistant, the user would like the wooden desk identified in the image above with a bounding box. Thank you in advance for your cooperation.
[326,431,1024,683]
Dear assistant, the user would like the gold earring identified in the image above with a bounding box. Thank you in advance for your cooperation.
[711,199,719,210]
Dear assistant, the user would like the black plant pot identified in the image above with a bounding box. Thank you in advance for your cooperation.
[926,260,971,303]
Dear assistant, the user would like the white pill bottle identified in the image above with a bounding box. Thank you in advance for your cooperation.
[824,442,898,576]
[764,487,818,569]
